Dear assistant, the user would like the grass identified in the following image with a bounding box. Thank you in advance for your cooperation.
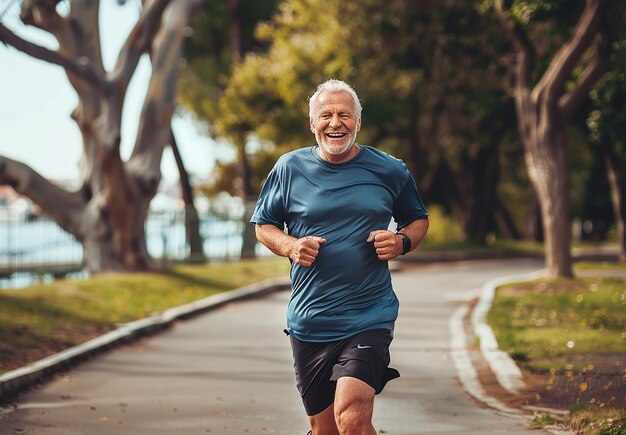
[530,413,556,428]
[566,406,626,435]
[576,261,626,272]
[487,272,626,370]
[418,239,545,254]
[488,261,626,434]
[0,258,290,374]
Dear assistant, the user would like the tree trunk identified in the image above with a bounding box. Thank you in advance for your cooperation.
[598,136,626,262]
[0,0,201,273]
[452,146,498,245]
[525,193,544,242]
[493,197,521,240]
[453,185,494,245]
[241,199,258,259]
[228,1,256,259]
[523,116,572,276]
[170,129,206,263]
[238,138,257,259]
[495,0,609,277]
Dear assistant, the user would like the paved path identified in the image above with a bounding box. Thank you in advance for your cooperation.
[0,258,549,434]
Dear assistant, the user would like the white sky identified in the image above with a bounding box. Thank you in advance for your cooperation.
[0,1,224,184]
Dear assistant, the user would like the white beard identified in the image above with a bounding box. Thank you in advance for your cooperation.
[316,129,358,156]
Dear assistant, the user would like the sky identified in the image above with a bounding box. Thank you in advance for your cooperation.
[0,1,225,184]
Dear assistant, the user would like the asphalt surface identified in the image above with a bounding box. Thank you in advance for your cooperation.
[0,258,550,434]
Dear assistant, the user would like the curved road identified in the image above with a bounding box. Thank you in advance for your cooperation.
[0,258,548,434]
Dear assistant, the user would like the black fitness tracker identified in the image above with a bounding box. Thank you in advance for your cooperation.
[396,231,411,255]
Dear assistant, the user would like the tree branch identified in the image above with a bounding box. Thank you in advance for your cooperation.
[109,0,171,89]
[170,127,193,204]
[536,0,603,104]
[493,0,535,90]
[558,21,611,116]
[20,0,67,37]
[0,23,109,92]
[0,155,85,233]
[494,0,535,143]
[558,48,607,116]
[66,0,105,73]
[128,0,200,195]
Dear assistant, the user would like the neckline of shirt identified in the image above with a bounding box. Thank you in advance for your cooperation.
[310,144,366,167]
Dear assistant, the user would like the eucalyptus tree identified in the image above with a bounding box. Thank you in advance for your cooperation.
[492,0,619,277]
[0,0,201,272]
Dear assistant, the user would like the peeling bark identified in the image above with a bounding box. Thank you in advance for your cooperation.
[0,0,201,273]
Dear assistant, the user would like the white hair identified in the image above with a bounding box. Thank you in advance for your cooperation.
[308,79,363,120]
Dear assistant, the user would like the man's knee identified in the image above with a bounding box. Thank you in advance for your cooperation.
[335,402,371,433]
[334,377,375,434]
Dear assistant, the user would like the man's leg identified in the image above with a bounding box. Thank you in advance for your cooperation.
[333,376,377,435]
[308,403,340,435]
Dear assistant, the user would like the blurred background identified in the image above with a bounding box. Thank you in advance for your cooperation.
[1,0,624,287]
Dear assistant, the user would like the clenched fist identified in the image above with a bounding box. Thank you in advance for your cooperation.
[367,230,403,261]
[290,236,326,267]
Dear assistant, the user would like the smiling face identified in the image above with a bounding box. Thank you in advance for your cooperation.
[310,90,361,162]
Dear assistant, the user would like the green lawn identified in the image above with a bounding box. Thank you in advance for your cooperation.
[487,262,626,433]
[487,269,626,372]
[0,258,290,374]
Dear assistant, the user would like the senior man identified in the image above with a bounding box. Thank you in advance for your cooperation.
[251,79,429,435]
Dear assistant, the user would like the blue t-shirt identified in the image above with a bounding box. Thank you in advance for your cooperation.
[251,145,428,342]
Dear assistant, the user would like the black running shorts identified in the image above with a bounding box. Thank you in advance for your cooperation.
[288,328,400,416]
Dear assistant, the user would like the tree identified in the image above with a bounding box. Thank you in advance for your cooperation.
[493,0,612,277]
[587,32,626,261]
[216,0,521,244]
[170,128,205,262]
[178,0,278,258]
[0,0,201,272]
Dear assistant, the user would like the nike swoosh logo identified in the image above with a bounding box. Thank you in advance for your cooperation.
[356,345,372,349]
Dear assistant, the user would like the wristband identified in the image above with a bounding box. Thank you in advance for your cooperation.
[396,231,411,255]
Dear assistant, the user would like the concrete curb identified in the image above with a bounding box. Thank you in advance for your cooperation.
[470,270,546,394]
[0,276,291,403]
[448,268,578,434]
[448,304,524,417]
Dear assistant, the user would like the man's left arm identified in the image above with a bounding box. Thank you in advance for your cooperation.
[367,218,429,261]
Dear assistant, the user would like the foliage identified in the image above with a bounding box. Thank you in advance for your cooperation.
[530,412,556,428]
[587,9,626,150]
[210,0,522,243]
[418,205,464,245]
[216,0,353,149]
[0,258,290,374]
[178,0,281,202]
[179,0,626,248]
[587,35,626,175]
[179,0,278,124]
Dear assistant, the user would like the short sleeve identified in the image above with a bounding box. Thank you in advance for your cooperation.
[250,165,286,228]
[393,171,428,229]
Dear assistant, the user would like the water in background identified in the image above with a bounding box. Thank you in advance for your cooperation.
[0,210,270,289]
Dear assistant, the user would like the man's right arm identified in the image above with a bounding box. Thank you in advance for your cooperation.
[255,224,326,267]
